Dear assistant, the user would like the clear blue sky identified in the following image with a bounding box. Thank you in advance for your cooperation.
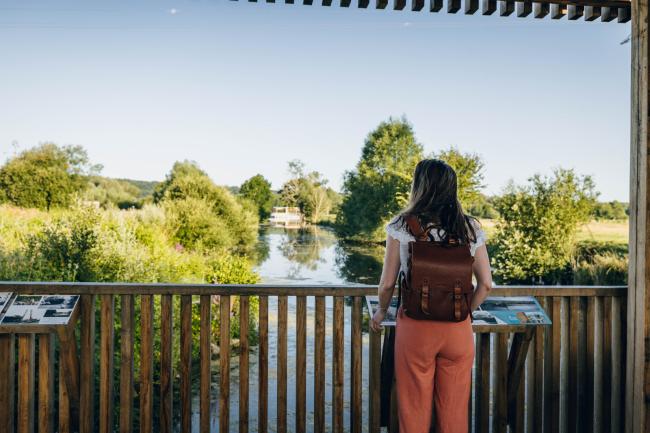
[0,0,631,201]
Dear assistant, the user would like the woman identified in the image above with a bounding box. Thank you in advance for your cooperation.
[370,159,493,433]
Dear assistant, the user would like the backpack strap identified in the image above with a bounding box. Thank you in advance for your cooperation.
[404,215,429,241]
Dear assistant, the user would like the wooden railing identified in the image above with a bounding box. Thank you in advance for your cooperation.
[0,282,627,433]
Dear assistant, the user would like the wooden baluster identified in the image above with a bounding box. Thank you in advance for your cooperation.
[593,297,604,433]
[38,334,55,433]
[200,295,211,433]
[99,295,115,433]
[120,295,134,433]
[17,334,34,433]
[526,331,536,433]
[314,296,326,433]
[541,297,552,433]
[547,297,561,433]
[568,297,587,433]
[368,327,381,433]
[493,333,508,433]
[602,297,612,433]
[59,354,71,433]
[475,333,490,433]
[351,296,363,433]
[220,295,231,433]
[239,296,250,433]
[610,296,622,432]
[0,334,15,433]
[560,297,570,433]
[258,296,268,433]
[333,297,344,433]
[140,295,154,433]
[160,295,173,433]
[296,296,307,433]
[277,296,288,433]
[79,294,95,433]
[180,295,192,433]
[534,312,544,433]
[586,297,596,433]
[57,325,79,431]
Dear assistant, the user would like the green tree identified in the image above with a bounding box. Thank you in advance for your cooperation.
[279,160,334,223]
[335,117,423,242]
[432,146,485,208]
[154,161,258,252]
[592,200,628,220]
[240,174,274,220]
[0,143,100,210]
[491,168,599,284]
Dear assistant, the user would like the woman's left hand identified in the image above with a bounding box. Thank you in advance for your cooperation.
[370,309,385,332]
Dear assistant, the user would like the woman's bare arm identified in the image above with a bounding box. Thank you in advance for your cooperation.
[370,234,401,331]
[470,244,493,310]
[377,234,400,307]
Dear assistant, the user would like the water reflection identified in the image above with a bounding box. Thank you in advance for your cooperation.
[254,225,383,285]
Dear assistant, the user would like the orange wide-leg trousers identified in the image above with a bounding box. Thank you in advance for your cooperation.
[394,308,475,433]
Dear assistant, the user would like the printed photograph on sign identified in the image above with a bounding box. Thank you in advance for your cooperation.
[14,295,42,306]
[41,308,74,325]
[2,305,45,324]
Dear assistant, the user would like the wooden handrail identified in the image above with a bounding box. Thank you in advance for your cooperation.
[0,281,628,296]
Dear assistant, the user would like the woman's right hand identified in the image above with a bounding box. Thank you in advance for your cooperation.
[370,309,385,332]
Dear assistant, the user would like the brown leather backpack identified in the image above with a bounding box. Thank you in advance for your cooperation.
[398,214,475,322]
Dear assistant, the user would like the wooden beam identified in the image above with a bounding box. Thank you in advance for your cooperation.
[482,0,497,14]
[465,0,480,13]
[412,0,425,11]
[601,5,618,19]
[500,0,515,14]
[449,0,462,12]
[626,0,650,430]
[517,1,533,16]
[618,6,630,21]
[584,5,601,19]
[551,3,566,17]
[568,4,584,17]
[376,0,388,8]
[394,0,406,9]
[533,2,550,16]
[430,0,443,11]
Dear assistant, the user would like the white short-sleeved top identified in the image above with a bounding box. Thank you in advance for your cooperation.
[384,215,487,275]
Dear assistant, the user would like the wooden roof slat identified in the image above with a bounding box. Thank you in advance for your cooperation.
[601,5,617,19]
[449,0,462,12]
[465,0,480,13]
[533,2,550,16]
[233,0,630,23]
[618,6,630,21]
[430,0,443,12]
[517,1,533,16]
[500,0,515,14]
[412,0,425,11]
[483,0,497,14]
[551,3,566,17]
[584,5,601,19]
[568,4,584,18]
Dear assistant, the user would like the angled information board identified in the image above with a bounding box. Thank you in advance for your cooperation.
[366,295,551,331]
[0,292,80,332]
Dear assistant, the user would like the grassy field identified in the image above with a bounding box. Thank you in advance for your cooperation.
[478,219,629,245]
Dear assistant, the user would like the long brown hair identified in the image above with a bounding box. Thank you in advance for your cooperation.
[396,159,479,244]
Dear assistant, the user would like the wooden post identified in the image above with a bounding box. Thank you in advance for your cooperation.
[627,0,650,430]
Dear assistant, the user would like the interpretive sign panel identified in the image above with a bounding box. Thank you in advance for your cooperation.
[366,295,551,327]
[0,294,80,326]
